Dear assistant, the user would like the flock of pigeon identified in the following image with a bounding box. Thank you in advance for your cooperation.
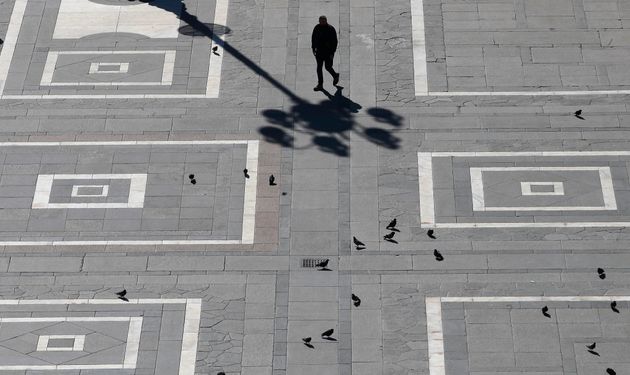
[353,219,443,261]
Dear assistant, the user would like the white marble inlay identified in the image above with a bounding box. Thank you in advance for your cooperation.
[53,0,181,39]
[470,166,617,211]
[418,151,626,228]
[32,173,147,209]
[89,62,129,74]
[521,181,564,196]
[71,184,109,197]
[40,51,175,86]
[36,335,85,352]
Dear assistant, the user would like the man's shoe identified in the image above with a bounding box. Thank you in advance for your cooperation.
[313,85,323,91]
[333,73,340,86]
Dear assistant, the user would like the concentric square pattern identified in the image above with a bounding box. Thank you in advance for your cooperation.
[419,151,630,228]
[0,299,200,373]
[0,141,259,245]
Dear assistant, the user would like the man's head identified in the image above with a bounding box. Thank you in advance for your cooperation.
[319,15,327,25]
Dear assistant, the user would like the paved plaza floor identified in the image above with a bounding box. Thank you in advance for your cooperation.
[1,0,630,374]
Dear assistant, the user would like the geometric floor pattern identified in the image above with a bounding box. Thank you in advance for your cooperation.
[0,299,201,373]
[0,141,258,245]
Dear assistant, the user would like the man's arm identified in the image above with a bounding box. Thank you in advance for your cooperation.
[331,26,338,53]
[311,26,317,55]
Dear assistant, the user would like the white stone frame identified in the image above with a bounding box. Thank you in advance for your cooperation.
[410,0,630,96]
[520,181,564,196]
[1,316,142,370]
[0,0,228,99]
[0,298,200,373]
[71,184,109,198]
[426,296,630,375]
[36,334,86,352]
[32,174,147,209]
[3,140,257,246]
[40,51,175,86]
[89,62,130,74]
[418,151,630,228]
[469,166,617,211]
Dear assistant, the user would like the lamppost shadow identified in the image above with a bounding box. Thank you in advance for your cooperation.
[145,0,404,156]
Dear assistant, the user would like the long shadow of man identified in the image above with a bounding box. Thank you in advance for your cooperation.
[143,0,401,156]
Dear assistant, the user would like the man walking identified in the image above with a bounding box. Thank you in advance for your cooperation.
[311,15,339,91]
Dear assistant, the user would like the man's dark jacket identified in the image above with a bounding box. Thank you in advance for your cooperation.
[311,24,338,56]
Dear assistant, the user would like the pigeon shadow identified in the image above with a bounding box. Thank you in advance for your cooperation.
[145,1,402,157]
[304,343,315,349]
[384,239,398,244]
[387,228,400,232]
[355,246,365,251]
[322,337,337,342]
[318,267,333,271]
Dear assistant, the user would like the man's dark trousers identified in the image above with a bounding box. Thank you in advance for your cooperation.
[316,53,337,85]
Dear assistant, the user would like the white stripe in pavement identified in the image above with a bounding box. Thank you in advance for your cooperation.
[410,0,428,96]
[241,141,259,244]
[206,0,229,98]
[0,0,27,95]
[428,90,630,96]
[418,152,435,226]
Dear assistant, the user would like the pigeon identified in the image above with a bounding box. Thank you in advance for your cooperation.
[427,229,436,239]
[269,174,276,186]
[353,236,365,250]
[352,294,361,307]
[607,369,616,375]
[243,169,250,178]
[586,342,596,350]
[217,372,225,375]
[574,109,585,120]
[321,328,334,338]
[0,38,3,45]
[212,46,220,55]
[542,305,551,318]
[383,231,395,241]
[597,267,606,279]
[433,249,444,262]
[116,290,128,302]
[386,218,397,230]
[302,337,314,348]
[315,259,329,268]
[611,301,620,313]
[190,179,196,185]
[188,174,195,180]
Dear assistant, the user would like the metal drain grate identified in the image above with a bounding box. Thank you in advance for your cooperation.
[301,258,327,268]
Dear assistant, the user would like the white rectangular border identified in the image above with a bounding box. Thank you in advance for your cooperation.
[0,0,225,99]
[1,140,258,246]
[71,184,109,198]
[33,174,146,209]
[36,334,86,352]
[0,299,200,374]
[520,181,564,196]
[426,295,630,375]
[418,151,630,228]
[1,316,142,370]
[470,166,617,211]
[89,62,130,74]
[410,0,630,97]
[40,51,175,86]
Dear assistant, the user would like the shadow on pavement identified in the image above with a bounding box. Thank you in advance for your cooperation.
[146,0,403,156]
